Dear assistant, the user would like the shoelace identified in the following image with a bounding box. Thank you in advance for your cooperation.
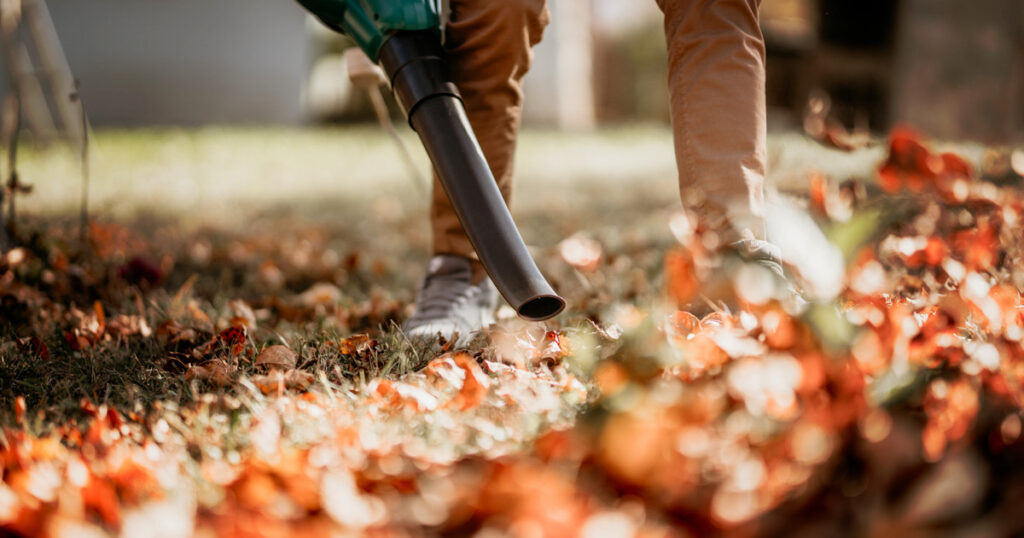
[407,274,479,329]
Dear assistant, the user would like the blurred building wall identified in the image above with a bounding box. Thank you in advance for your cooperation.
[6,0,310,126]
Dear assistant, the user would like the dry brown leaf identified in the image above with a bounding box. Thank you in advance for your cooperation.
[255,345,297,370]
[819,123,870,152]
[185,360,234,386]
[298,282,342,307]
[186,300,212,328]
[338,334,376,356]
[284,370,314,391]
[252,370,315,394]
[106,314,152,338]
[559,235,603,272]
[228,300,257,329]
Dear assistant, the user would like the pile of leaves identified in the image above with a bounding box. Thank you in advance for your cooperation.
[2,130,1024,536]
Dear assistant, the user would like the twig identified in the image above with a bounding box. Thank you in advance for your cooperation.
[1,1,25,245]
[3,91,21,241]
[70,79,88,243]
[0,93,15,251]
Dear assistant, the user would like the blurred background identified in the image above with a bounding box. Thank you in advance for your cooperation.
[0,0,1022,230]
[4,4,1024,534]
[3,0,1022,139]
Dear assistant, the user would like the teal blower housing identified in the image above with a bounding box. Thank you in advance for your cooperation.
[295,0,565,321]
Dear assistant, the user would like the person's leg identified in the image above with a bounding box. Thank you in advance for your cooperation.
[406,0,549,340]
[431,0,550,276]
[657,0,767,240]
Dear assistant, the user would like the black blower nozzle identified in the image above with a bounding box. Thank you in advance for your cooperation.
[379,32,565,321]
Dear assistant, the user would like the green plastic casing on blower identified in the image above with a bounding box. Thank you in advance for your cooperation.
[295,0,441,60]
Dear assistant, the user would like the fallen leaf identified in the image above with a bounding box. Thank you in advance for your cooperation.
[559,235,603,272]
[252,370,314,394]
[218,326,248,356]
[447,353,491,411]
[185,360,234,386]
[16,336,48,360]
[371,380,440,411]
[299,282,342,307]
[665,248,699,306]
[228,300,257,329]
[338,334,376,356]
[255,345,297,370]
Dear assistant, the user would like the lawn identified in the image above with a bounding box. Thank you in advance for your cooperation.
[1,125,1022,536]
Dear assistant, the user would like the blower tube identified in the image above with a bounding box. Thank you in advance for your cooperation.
[379,31,565,321]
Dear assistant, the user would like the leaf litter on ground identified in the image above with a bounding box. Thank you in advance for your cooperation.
[2,129,1024,535]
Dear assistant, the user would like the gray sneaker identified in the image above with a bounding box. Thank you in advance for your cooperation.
[733,238,785,278]
[404,255,499,342]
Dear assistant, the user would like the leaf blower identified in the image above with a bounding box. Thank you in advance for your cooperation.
[295,0,565,321]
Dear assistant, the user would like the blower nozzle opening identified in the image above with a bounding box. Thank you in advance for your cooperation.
[379,32,566,322]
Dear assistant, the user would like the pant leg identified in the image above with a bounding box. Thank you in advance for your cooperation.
[431,0,550,261]
[657,0,767,239]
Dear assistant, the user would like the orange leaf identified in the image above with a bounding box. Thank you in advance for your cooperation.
[809,173,827,214]
[538,331,569,361]
[447,353,491,411]
[14,396,25,425]
[93,301,106,335]
[339,334,376,356]
[665,248,699,306]
[82,475,121,528]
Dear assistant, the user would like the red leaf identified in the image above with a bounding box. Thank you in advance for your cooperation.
[16,336,48,360]
[218,326,247,356]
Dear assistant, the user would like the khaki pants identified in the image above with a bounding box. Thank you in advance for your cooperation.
[433,0,767,262]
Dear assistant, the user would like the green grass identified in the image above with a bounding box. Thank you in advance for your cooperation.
[13,124,899,223]
[0,124,890,425]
